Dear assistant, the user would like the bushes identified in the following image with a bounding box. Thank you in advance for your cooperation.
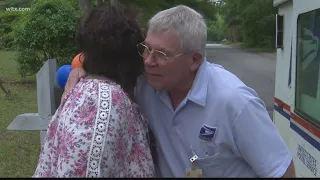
[207,14,229,42]
[12,0,80,77]
[220,0,276,49]
[0,11,23,50]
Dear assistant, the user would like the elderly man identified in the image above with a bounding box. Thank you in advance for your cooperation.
[64,5,295,178]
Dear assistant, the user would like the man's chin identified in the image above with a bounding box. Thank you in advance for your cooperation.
[147,79,164,90]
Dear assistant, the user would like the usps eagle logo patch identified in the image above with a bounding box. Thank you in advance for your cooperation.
[199,124,217,142]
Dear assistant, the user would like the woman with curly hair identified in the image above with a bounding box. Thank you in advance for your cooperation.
[32,5,155,178]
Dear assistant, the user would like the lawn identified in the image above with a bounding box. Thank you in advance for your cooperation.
[0,51,40,177]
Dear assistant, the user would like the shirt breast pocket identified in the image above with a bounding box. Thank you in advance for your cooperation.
[193,141,233,177]
[194,142,224,166]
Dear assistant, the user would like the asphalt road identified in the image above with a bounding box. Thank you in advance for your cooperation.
[205,44,276,119]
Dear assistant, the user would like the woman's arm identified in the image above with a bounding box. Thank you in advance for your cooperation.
[61,68,87,102]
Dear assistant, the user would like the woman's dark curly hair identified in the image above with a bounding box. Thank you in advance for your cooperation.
[76,5,144,95]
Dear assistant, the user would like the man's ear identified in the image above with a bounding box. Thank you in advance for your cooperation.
[190,52,203,72]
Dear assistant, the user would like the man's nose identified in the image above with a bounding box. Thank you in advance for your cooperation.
[144,54,157,66]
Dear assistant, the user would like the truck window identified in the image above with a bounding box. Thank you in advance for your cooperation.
[296,8,320,127]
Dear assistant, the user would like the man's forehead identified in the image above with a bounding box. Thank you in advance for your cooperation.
[144,39,166,51]
[145,32,180,52]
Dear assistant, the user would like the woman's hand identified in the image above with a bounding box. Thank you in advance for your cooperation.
[61,68,87,101]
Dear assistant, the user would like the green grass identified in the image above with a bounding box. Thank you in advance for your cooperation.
[0,50,40,177]
[221,39,233,45]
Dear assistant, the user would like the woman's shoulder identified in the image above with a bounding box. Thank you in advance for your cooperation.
[101,82,149,126]
[66,79,124,105]
[98,81,135,111]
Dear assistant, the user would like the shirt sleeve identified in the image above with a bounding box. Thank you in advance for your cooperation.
[232,97,292,177]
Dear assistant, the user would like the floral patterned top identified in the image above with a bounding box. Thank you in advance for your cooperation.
[33,78,155,178]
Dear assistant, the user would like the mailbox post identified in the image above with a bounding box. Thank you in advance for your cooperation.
[7,59,63,145]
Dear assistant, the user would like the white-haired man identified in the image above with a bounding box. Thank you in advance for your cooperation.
[64,5,295,178]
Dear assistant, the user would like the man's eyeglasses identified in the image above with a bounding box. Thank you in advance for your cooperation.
[137,43,184,62]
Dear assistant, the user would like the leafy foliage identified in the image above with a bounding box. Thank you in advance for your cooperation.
[0,0,33,13]
[0,0,33,50]
[219,0,276,48]
[119,0,217,30]
[4,0,277,77]
[12,0,80,77]
[0,11,23,50]
[207,13,228,42]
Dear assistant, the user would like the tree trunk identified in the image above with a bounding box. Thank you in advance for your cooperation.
[97,0,103,7]
[230,25,237,43]
[78,0,91,9]
[0,77,10,96]
[111,0,119,6]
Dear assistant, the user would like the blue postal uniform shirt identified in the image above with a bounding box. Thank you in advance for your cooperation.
[134,59,292,178]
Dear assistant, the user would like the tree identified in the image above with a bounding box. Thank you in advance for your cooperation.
[12,0,80,76]
[208,13,228,41]
[9,0,219,77]
[0,76,10,96]
[117,0,217,31]
[78,0,90,9]
[219,0,276,48]
[97,0,103,6]
[111,0,119,6]
[0,0,33,13]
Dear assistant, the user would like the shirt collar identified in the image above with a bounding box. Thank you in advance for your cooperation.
[155,59,209,107]
[187,59,209,106]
